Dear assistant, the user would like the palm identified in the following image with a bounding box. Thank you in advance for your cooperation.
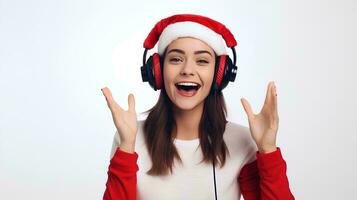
[111,102,138,143]
[101,87,138,143]
[246,108,278,148]
[241,82,279,151]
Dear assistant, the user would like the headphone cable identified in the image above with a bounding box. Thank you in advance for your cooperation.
[212,158,218,200]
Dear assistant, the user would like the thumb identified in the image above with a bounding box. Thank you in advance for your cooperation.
[128,93,136,113]
[241,98,254,118]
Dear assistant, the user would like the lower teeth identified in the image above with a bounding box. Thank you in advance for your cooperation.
[180,89,196,92]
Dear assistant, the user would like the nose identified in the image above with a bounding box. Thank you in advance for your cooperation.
[180,60,195,76]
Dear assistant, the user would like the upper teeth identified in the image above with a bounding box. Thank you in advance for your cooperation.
[177,82,198,86]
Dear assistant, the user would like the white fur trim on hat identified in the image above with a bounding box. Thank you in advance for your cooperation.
[157,21,227,56]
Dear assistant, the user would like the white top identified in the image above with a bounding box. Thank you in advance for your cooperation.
[110,120,258,200]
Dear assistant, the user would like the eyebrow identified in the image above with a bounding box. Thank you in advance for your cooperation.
[167,49,213,57]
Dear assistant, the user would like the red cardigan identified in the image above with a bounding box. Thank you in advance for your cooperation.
[103,147,295,200]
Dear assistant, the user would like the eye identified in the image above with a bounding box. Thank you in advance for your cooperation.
[197,59,209,64]
[169,57,182,64]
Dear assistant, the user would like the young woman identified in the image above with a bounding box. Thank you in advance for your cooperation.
[101,14,295,200]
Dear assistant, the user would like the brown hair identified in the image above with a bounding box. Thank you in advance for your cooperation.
[141,44,230,176]
[142,84,230,176]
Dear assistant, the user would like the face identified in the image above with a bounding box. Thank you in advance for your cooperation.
[163,37,216,111]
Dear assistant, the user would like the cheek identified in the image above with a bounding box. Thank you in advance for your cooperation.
[202,66,215,87]
[163,66,176,90]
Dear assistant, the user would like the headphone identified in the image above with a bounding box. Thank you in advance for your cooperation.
[140,14,238,93]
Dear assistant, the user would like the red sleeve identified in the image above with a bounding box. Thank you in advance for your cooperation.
[103,147,139,200]
[238,147,295,200]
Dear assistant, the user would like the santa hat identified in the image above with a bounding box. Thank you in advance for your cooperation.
[143,14,237,56]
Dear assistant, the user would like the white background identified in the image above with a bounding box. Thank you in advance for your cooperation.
[1,0,356,199]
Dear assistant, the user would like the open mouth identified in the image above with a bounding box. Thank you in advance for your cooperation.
[175,82,201,91]
[175,82,201,97]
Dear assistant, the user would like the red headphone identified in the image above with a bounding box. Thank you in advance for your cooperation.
[140,14,238,92]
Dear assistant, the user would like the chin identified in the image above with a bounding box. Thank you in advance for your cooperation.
[175,104,196,111]
[173,100,203,111]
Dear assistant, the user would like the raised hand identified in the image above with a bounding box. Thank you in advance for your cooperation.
[101,87,138,153]
[240,81,279,154]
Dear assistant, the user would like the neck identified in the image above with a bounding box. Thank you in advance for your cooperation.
[173,102,204,140]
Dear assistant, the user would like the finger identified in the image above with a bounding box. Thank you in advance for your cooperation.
[240,98,254,118]
[272,83,278,116]
[263,81,274,107]
[128,93,136,113]
[101,87,123,112]
[101,87,113,103]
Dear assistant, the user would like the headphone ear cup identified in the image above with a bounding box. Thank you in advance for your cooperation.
[212,55,238,91]
[140,53,163,91]
[220,56,237,90]
[225,56,237,82]
[213,55,227,91]
[141,55,156,90]
[152,53,163,90]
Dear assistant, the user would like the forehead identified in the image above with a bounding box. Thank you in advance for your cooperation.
[165,37,214,54]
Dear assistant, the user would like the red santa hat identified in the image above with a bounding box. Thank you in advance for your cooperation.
[143,14,237,56]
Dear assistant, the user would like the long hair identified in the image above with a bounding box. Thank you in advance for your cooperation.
[142,47,230,176]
